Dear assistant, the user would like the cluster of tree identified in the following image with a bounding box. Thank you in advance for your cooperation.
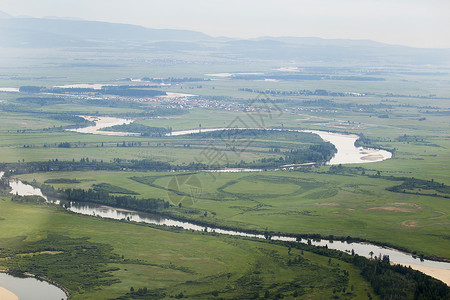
[352,255,449,299]
[206,141,336,169]
[31,181,168,212]
[98,86,166,97]
[16,96,69,106]
[354,133,377,148]
[92,183,139,195]
[102,123,170,137]
[286,242,449,300]
[187,129,322,143]
[3,158,173,175]
[19,85,167,98]
[327,164,369,176]
[118,286,166,299]
[0,234,121,293]
[244,143,336,169]
[397,134,426,143]
[10,194,47,204]
[284,143,336,164]
[239,88,366,97]
[184,129,336,167]
[62,188,169,212]
[295,99,393,113]
[386,177,450,198]
[47,114,94,126]
[57,142,71,148]
[0,178,10,190]
[354,133,394,153]
[141,77,210,83]
[18,86,44,93]
[44,178,80,184]
[233,74,385,81]
[115,108,186,118]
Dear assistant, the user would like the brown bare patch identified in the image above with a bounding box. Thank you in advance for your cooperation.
[429,211,447,220]
[346,208,355,211]
[315,202,339,207]
[18,251,63,257]
[390,202,423,209]
[360,154,384,161]
[368,206,417,213]
[400,211,448,228]
[401,220,419,227]
[39,251,63,255]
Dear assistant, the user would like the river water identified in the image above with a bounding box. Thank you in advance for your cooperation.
[66,202,450,271]
[168,127,392,165]
[0,272,67,300]
[66,116,138,136]
[66,116,392,165]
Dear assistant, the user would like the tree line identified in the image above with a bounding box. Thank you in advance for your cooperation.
[37,183,169,212]
[285,241,450,300]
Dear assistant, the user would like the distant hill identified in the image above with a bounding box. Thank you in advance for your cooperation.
[0,10,11,18]
[0,14,449,65]
[0,16,212,47]
[222,37,450,65]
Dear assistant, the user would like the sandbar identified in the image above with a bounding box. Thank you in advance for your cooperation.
[0,287,18,300]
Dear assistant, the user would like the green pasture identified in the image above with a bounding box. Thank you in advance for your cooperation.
[17,169,450,259]
[1,55,450,282]
[0,196,375,299]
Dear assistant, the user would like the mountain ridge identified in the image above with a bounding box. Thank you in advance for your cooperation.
[0,12,449,65]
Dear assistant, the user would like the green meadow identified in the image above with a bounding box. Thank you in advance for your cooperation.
[0,195,376,299]
[18,168,450,259]
[1,54,450,299]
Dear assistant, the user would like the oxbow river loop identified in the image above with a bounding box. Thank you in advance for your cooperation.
[68,116,392,165]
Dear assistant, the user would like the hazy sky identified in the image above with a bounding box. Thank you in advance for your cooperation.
[1,0,450,48]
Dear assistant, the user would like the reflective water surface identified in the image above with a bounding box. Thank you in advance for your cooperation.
[0,272,67,300]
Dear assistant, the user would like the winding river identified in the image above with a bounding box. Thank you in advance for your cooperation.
[68,116,392,165]
[2,118,448,288]
[168,127,392,165]
[2,173,449,286]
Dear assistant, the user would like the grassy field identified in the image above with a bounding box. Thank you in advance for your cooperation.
[0,194,376,299]
[5,83,449,259]
[1,53,450,298]
[17,168,450,259]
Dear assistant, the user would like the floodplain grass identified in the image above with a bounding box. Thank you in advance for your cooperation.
[17,169,450,259]
[2,87,450,260]
[3,103,447,184]
[0,195,376,299]
[1,56,450,297]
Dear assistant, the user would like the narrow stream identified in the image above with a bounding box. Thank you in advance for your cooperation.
[66,202,450,271]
